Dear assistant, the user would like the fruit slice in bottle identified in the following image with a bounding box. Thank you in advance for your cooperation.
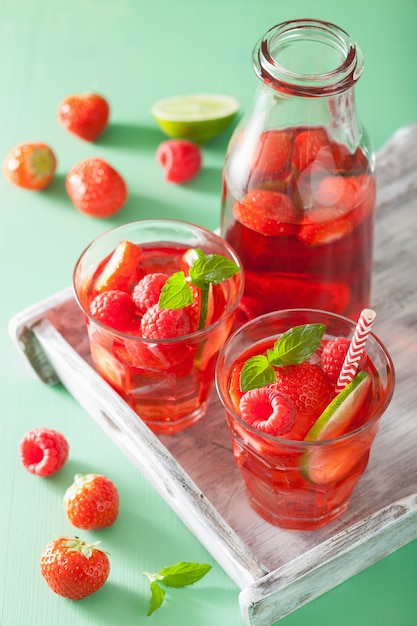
[300,370,371,484]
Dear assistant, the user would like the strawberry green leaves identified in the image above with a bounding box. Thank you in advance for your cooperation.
[159,248,240,329]
[240,323,325,392]
[143,561,212,615]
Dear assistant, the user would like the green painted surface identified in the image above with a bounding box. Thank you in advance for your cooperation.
[1,1,416,625]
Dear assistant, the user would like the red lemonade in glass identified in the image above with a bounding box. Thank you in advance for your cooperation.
[215,309,394,530]
[73,220,243,435]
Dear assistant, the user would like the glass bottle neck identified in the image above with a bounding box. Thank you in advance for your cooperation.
[253,19,364,97]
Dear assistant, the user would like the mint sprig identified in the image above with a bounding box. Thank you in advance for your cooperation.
[159,248,240,330]
[240,323,325,392]
[143,561,212,615]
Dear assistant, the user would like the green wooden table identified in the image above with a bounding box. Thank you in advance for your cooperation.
[2,1,416,625]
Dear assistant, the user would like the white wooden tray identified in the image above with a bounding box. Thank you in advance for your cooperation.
[9,124,417,626]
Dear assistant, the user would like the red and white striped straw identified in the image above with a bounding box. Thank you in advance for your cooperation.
[335,308,376,393]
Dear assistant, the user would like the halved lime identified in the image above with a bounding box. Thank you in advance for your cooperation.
[300,370,371,484]
[151,94,239,144]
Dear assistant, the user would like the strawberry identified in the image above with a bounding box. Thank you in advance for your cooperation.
[92,240,143,294]
[3,142,56,190]
[274,362,335,420]
[132,272,169,314]
[232,189,297,236]
[297,174,375,246]
[57,93,110,142]
[40,536,110,599]
[347,174,376,227]
[292,127,333,172]
[19,428,69,477]
[66,157,127,217]
[90,341,126,390]
[250,129,293,182]
[156,139,202,183]
[239,386,296,436]
[229,361,245,412]
[89,290,138,332]
[141,304,192,339]
[297,211,353,246]
[63,473,119,530]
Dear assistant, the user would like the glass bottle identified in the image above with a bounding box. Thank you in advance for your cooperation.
[221,19,375,322]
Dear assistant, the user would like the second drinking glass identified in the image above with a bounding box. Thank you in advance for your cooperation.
[73,220,243,434]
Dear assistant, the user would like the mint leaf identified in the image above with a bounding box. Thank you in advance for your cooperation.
[147,580,165,616]
[267,324,325,367]
[158,562,212,587]
[158,249,240,331]
[143,561,211,616]
[239,324,326,393]
[240,355,276,392]
[189,253,240,289]
[159,272,194,309]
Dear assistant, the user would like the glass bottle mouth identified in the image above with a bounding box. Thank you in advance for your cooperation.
[253,18,364,96]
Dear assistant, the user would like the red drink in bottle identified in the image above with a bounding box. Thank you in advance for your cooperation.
[221,20,376,321]
[222,126,375,320]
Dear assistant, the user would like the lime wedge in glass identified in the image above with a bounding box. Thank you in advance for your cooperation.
[151,94,239,144]
[300,370,372,484]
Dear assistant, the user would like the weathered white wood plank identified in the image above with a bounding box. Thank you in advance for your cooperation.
[8,123,417,626]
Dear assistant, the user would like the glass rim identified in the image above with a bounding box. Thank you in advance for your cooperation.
[252,18,364,96]
[73,218,244,344]
[215,307,395,447]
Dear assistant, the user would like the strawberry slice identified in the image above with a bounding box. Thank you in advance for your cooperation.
[347,174,376,227]
[229,361,245,413]
[233,189,297,236]
[90,342,125,391]
[297,211,353,246]
[249,129,293,183]
[298,173,376,245]
[93,240,143,293]
[292,127,334,172]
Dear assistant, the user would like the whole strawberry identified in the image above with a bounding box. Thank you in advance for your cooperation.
[40,536,110,600]
[3,142,56,190]
[66,157,127,217]
[19,428,69,477]
[274,361,335,420]
[57,93,110,141]
[64,473,119,530]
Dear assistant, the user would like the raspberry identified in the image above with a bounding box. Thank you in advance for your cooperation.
[19,428,69,476]
[321,337,366,383]
[141,304,192,339]
[274,362,335,419]
[132,272,169,314]
[89,290,137,332]
[239,386,296,436]
[156,139,202,183]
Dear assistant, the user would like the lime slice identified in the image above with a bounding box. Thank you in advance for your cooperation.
[151,94,239,144]
[300,370,371,484]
